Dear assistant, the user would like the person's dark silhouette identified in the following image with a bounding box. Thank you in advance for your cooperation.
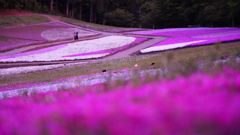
[74,32,78,41]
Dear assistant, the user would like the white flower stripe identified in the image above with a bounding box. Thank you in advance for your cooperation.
[0,36,136,62]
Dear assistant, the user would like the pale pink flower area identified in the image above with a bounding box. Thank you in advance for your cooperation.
[130,27,240,53]
[0,22,89,51]
[0,67,240,135]
[41,28,96,41]
[0,22,71,41]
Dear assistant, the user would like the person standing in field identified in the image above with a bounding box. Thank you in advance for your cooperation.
[74,32,78,41]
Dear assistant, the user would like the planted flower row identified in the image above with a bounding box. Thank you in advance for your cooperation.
[0,36,147,62]
[129,27,240,53]
[0,67,239,135]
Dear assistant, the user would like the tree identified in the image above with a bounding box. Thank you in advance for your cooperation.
[104,9,135,27]
[50,0,54,13]
[0,0,239,28]
[78,0,83,20]
[140,1,159,28]
[65,0,70,17]
[89,0,96,23]
[196,0,228,27]
[227,0,240,27]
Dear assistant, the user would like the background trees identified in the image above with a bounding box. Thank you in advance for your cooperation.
[0,0,239,28]
[104,9,135,27]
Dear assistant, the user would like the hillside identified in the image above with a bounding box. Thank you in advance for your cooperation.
[0,10,240,135]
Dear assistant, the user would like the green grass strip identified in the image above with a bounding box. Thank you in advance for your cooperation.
[57,16,130,32]
[0,15,50,27]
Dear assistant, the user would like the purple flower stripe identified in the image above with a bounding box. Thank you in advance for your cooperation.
[132,28,240,52]
[131,28,237,36]
[152,28,237,37]
[0,40,39,51]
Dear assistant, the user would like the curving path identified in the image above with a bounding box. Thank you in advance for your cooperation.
[0,15,166,68]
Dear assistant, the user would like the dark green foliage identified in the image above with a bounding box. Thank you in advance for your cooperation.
[0,0,49,13]
[1,0,240,28]
[104,9,135,27]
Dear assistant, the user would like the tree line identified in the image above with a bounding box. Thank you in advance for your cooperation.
[1,0,240,28]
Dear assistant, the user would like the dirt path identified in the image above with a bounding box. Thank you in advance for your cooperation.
[94,35,167,61]
[0,15,166,68]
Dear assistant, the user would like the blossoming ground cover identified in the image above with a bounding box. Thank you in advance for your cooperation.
[0,41,239,96]
[0,39,239,134]
[0,67,240,135]
[129,27,240,53]
[0,36,147,62]
[0,22,97,52]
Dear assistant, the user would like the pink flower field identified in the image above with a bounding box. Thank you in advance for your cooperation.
[129,27,240,53]
[0,22,96,51]
[1,11,240,135]
[0,67,240,135]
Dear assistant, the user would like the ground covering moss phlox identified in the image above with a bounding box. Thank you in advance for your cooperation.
[0,67,239,135]
[131,27,240,53]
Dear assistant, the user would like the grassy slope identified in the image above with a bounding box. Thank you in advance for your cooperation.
[57,16,142,32]
[0,15,50,27]
[1,41,239,86]
[0,15,50,44]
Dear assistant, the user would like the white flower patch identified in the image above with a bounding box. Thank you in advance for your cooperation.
[0,62,87,76]
[0,68,163,98]
[41,28,96,41]
[0,64,64,76]
[0,36,136,62]
[141,40,206,53]
[67,36,135,53]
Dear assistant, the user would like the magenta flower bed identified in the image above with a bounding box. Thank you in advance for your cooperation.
[0,39,38,51]
[0,22,74,51]
[0,68,240,135]
[130,28,240,53]
[132,28,236,36]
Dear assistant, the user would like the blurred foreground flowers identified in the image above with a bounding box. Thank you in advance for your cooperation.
[0,67,240,135]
